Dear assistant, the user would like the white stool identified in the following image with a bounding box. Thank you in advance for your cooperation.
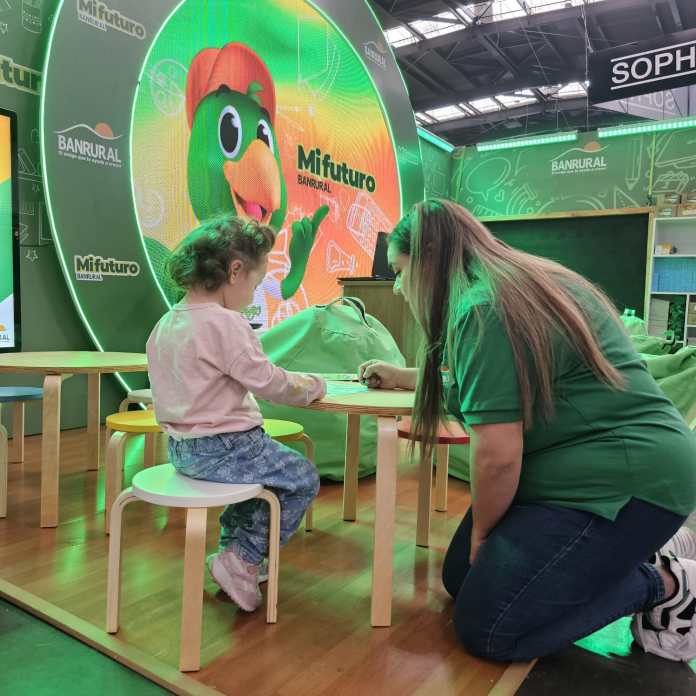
[106,463,281,672]
[118,388,153,411]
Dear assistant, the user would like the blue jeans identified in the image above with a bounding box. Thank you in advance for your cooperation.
[442,498,686,662]
[168,427,319,566]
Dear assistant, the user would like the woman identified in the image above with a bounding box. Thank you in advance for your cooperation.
[360,199,696,663]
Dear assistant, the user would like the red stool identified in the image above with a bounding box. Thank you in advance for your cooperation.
[398,417,470,547]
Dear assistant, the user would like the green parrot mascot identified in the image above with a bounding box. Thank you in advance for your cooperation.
[145,42,328,304]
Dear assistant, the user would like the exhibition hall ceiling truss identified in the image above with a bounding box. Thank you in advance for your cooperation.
[370,0,696,145]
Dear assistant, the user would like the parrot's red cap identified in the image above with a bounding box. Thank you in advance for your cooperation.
[185,43,276,129]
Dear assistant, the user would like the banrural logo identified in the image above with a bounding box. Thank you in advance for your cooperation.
[0,55,41,96]
[364,41,388,70]
[77,0,146,40]
[551,141,608,176]
[55,122,123,168]
[74,254,140,281]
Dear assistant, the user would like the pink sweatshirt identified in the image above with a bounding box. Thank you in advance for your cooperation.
[146,302,326,439]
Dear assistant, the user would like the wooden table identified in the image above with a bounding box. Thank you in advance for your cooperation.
[0,352,148,527]
[306,384,414,627]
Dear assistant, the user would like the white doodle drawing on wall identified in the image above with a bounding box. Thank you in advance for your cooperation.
[18,147,40,182]
[135,185,166,229]
[346,191,390,254]
[397,144,420,167]
[148,59,188,117]
[319,193,340,222]
[0,22,8,34]
[325,240,355,275]
[465,157,512,203]
[21,0,42,34]
[0,1,11,13]
[297,18,340,99]
[26,248,38,262]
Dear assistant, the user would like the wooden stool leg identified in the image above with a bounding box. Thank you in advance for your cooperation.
[0,421,7,518]
[300,433,314,532]
[416,444,433,548]
[105,431,129,535]
[106,488,137,633]
[118,398,130,412]
[342,414,360,521]
[8,402,25,463]
[87,373,101,471]
[180,507,208,672]
[434,444,449,512]
[143,433,156,469]
[258,490,280,624]
[41,374,64,528]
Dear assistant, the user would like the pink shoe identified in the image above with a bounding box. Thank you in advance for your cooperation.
[207,550,262,612]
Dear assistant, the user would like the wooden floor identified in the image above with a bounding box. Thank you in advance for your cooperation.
[0,427,527,695]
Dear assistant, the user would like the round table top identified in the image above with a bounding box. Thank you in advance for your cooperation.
[306,383,415,416]
[0,351,148,374]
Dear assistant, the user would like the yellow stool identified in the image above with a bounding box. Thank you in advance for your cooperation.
[104,410,163,533]
[104,413,316,533]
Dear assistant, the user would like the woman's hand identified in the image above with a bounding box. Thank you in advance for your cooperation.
[358,360,414,390]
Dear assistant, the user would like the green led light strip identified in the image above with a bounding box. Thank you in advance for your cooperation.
[476,130,578,152]
[599,117,696,138]
[417,127,454,153]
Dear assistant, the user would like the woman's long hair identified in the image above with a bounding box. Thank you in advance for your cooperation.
[390,199,624,460]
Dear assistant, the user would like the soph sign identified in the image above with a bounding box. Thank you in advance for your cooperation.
[589,29,696,104]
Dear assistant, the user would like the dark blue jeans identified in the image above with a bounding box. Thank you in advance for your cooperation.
[442,498,686,662]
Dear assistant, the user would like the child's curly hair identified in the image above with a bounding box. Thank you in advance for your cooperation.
[166,215,275,292]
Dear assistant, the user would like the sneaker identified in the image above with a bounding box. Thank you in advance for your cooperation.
[658,527,696,562]
[207,550,262,612]
[258,558,269,584]
[631,554,696,662]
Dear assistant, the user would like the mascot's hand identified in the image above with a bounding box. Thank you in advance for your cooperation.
[280,204,329,300]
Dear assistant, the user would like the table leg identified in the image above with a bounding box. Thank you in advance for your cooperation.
[8,402,25,463]
[87,372,101,471]
[41,375,63,528]
[371,416,398,627]
[342,414,361,521]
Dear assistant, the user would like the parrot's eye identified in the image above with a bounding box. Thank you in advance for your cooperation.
[256,119,274,153]
[218,106,242,158]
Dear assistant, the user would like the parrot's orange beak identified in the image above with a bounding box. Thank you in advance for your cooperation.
[223,140,281,225]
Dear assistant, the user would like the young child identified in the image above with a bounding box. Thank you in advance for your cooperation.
[146,214,326,612]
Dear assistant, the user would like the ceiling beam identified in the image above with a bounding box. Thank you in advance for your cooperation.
[394,0,659,58]
[665,0,684,31]
[413,64,584,111]
[427,96,588,131]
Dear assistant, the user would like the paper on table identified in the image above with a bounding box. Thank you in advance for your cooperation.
[326,381,369,396]
[317,373,359,381]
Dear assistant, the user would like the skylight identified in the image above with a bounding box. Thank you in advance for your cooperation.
[468,98,501,114]
[384,26,418,48]
[425,105,467,122]
[495,90,538,108]
[557,82,588,98]
[415,111,435,125]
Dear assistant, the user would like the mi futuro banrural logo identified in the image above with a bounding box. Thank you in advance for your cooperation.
[55,122,123,168]
[550,141,608,176]
[74,254,140,281]
[297,144,377,193]
[77,0,146,40]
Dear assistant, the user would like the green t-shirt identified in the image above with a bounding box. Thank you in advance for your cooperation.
[446,290,696,521]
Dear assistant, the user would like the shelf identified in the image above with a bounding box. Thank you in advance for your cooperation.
[656,217,696,223]
[650,291,689,295]
[654,254,696,258]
